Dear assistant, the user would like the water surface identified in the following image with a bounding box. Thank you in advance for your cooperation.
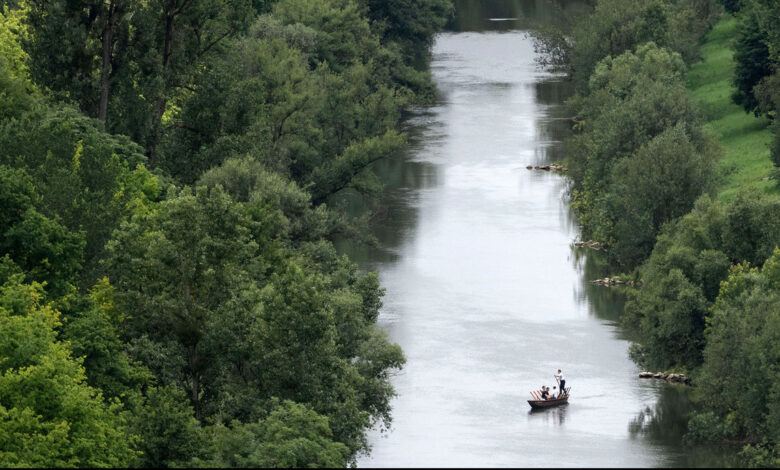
[341,2,722,467]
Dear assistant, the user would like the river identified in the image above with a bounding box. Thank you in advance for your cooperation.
[339,1,723,467]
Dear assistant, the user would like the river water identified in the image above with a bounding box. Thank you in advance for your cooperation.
[341,1,722,467]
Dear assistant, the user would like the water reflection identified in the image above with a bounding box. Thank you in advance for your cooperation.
[630,384,740,467]
[332,110,443,265]
[572,247,628,326]
[447,0,592,32]
[528,403,568,428]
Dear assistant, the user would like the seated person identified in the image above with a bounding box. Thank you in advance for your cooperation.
[551,386,558,399]
[540,387,550,400]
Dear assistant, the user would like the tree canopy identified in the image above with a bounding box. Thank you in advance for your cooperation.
[0,0,446,466]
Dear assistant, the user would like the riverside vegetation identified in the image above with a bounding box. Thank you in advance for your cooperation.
[0,0,452,467]
[535,0,780,466]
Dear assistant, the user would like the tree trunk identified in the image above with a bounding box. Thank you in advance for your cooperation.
[188,346,200,420]
[98,4,118,121]
[147,4,177,167]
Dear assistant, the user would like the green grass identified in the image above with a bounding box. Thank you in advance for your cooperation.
[686,16,777,201]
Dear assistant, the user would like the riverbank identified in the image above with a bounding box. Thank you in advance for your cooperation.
[548,1,779,464]
[686,16,777,201]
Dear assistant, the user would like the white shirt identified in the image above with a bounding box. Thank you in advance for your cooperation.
[555,372,564,381]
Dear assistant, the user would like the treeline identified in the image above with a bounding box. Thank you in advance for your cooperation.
[536,0,779,465]
[729,0,780,171]
[0,0,451,467]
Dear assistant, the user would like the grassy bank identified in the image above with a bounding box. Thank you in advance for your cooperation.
[686,16,777,201]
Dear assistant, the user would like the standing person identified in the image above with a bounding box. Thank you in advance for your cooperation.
[555,369,566,395]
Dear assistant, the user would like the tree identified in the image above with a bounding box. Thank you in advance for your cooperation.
[358,0,452,66]
[0,165,84,298]
[0,2,31,84]
[626,268,708,369]
[0,278,136,467]
[569,0,670,91]
[697,250,780,449]
[721,190,780,266]
[603,124,716,268]
[126,385,205,467]
[732,8,772,115]
[719,0,742,13]
[195,400,349,468]
[25,0,137,120]
[567,43,714,269]
[624,190,780,371]
[104,185,266,418]
[60,278,151,399]
[0,103,156,278]
[23,0,254,163]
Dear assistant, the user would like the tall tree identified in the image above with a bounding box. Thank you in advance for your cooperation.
[25,0,135,120]
[732,8,772,115]
[0,278,136,467]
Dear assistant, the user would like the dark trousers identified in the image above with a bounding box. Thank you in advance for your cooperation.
[560,379,566,395]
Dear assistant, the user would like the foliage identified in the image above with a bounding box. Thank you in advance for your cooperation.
[561,0,717,92]
[0,278,136,467]
[696,249,780,451]
[60,278,151,399]
[0,165,84,298]
[195,400,349,468]
[358,0,452,65]
[730,0,780,176]
[0,90,154,280]
[0,0,446,465]
[624,191,780,370]
[567,42,717,269]
[740,441,780,468]
[731,8,772,115]
[126,385,205,468]
[719,0,742,13]
[104,183,404,457]
[0,2,30,84]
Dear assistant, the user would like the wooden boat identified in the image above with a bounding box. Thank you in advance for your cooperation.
[527,387,570,409]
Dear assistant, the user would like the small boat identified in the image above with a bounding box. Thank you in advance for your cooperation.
[527,387,570,409]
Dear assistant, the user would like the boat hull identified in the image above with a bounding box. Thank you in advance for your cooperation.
[527,396,569,409]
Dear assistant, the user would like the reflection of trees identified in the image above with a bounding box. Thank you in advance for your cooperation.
[630,385,691,446]
[533,78,574,163]
[535,79,574,106]
[571,247,628,324]
[629,385,740,467]
[333,110,442,265]
[447,0,592,32]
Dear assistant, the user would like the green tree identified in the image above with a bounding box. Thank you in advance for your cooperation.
[196,400,349,468]
[0,2,31,84]
[127,385,205,468]
[0,278,136,467]
[624,191,780,371]
[0,165,84,298]
[104,185,267,418]
[603,124,716,268]
[626,268,708,369]
[24,0,138,120]
[732,8,772,115]
[567,43,714,269]
[60,278,151,399]
[697,250,780,452]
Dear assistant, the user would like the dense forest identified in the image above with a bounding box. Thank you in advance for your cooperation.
[536,0,779,465]
[0,0,452,466]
